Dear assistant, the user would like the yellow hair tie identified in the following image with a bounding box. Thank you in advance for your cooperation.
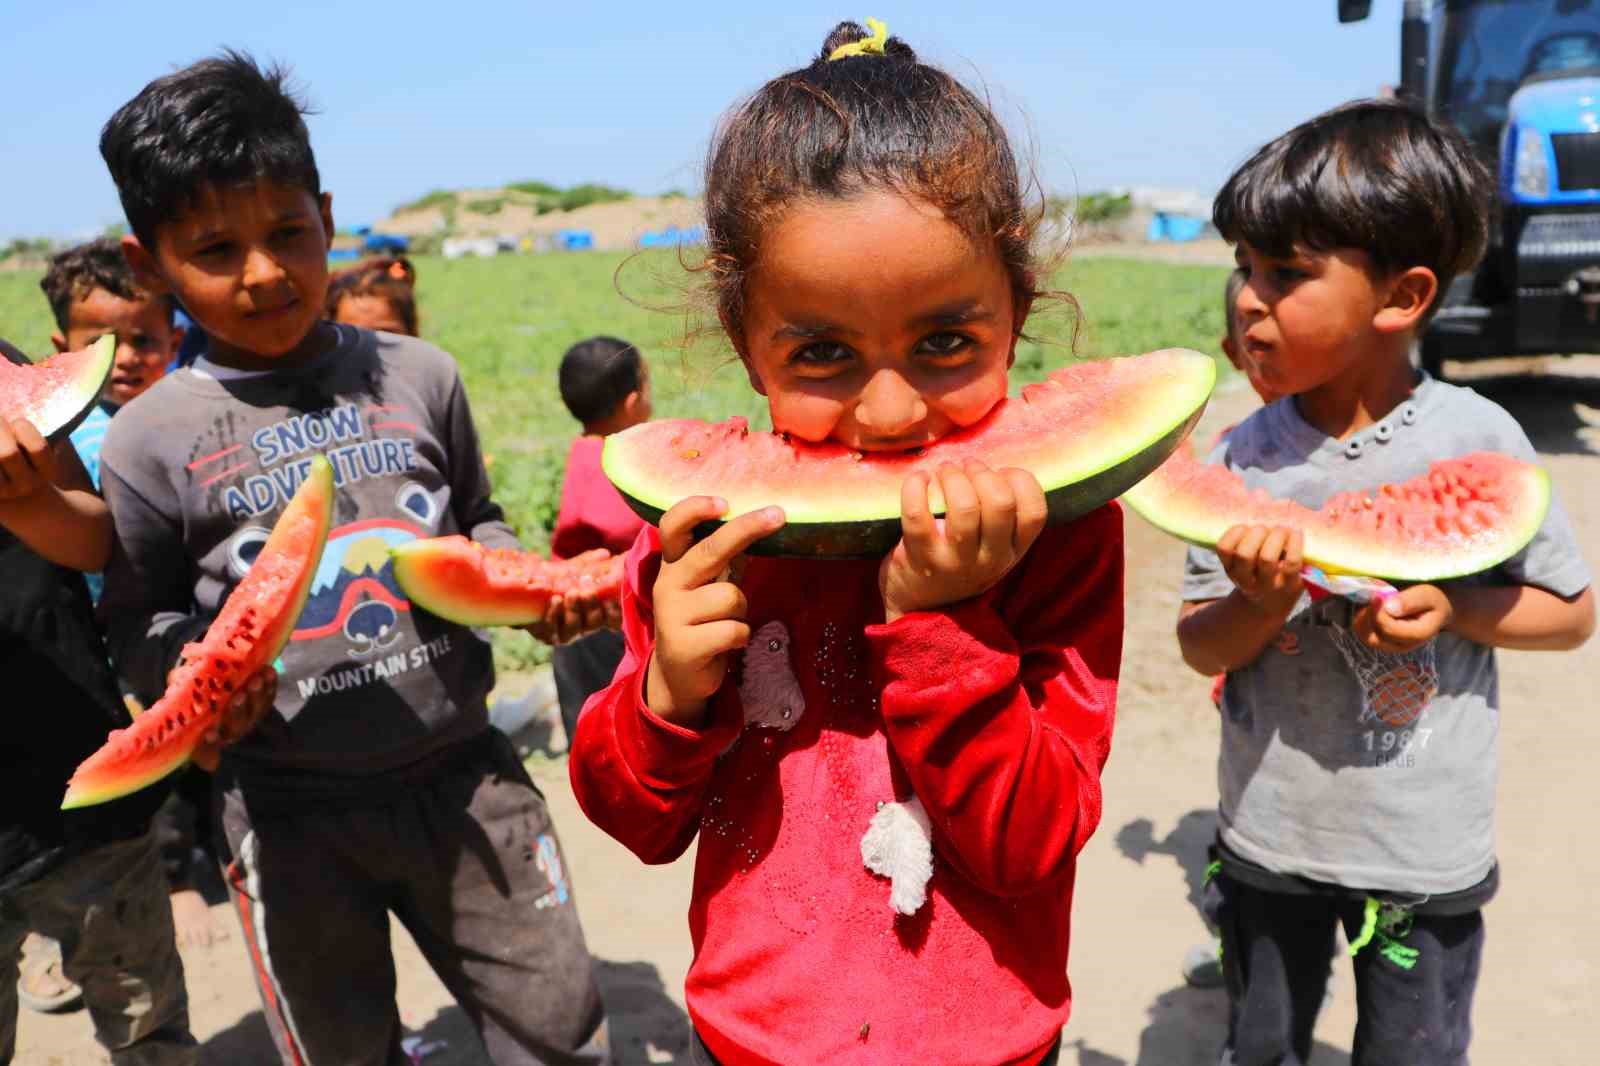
[829,17,888,61]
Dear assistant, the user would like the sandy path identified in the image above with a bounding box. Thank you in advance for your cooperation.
[18,369,1600,1065]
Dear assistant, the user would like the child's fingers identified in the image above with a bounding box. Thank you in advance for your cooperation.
[673,506,784,588]
[1001,467,1048,553]
[936,464,981,556]
[966,460,1017,563]
[1284,529,1305,572]
[1259,527,1291,585]
[1229,525,1268,586]
[658,496,730,564]
[679,581,748,627]
[898,472,936,559]
[687,619,752,663]
[9,419,53,482]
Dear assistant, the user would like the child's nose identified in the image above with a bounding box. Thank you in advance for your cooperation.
[854,369,927,436]
[1236,280,1267,320]
[241,247,287,289]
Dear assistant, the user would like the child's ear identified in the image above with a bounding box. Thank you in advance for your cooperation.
[167,324,187,361]
[1374,266,1438,334]
[50,331,69,354]
[1221,334,1240,368]
[319,193,336,249]
[120,236,171,296]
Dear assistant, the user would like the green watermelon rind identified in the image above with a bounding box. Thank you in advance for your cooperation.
[1122,453,1552,583]
[602,352,1216,559]
[60,456,336,809]
[0,334,116,442]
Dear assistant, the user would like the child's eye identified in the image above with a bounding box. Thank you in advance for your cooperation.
[791,342,854,367]
[196,241,233,259]
[273,225,307,242]
[1273,266,1306,283]
[916,332,972,358]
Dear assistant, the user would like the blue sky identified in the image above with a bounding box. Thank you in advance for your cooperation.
[1,0,1400,240]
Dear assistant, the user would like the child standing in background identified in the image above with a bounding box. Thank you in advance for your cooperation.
[40,239,184,501]
[327,256,420,336]
[570,21,1122,1064]
[551,336,650,742]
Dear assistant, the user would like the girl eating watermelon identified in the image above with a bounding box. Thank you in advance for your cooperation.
[568,19,1121,1065]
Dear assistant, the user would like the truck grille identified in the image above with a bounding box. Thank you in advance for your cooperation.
[1551,132,1600,192]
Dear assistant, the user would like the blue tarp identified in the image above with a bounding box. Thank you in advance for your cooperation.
[639,225,707,248]
[558,229,594,251]
[1146,212,1207,243]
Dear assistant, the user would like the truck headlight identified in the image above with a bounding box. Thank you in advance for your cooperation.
[1514,128,1550,198]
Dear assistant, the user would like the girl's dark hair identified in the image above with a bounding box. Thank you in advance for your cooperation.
[100,50,321,247]
[326,257,419,336]
[41,238,173,331]
[1214,99,1491,317]
[701,21,1044,341]
[558,336,644,425]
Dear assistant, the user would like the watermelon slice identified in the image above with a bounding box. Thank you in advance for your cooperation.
[61,456,336,809]
[1122,443,1550,582]
[602,348,1216,557]
[391,536,624,626]
[0,335,115,441]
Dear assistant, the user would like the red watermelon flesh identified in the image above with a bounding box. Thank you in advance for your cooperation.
[0,335,115,441]
[390,535,625,626]
[61,456,335,809]
[1122,443,1550,581]
[602,348,1216,557]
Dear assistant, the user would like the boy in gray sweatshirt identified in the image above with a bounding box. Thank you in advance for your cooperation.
[97,51,609,1066]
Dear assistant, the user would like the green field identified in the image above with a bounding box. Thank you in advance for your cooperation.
[0,251,1229,669]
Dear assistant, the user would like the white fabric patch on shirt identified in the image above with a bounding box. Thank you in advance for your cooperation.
[861,796,934,915]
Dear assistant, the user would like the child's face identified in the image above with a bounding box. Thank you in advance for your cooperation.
[1231,242,1391,398]
[125,180,334,363]
[333,293,410,336]
[53,288,181,406]
[734,191,1019,452]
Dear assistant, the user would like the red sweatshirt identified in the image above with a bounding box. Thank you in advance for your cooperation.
[551,435,645,559]
[570,504,1124,1066]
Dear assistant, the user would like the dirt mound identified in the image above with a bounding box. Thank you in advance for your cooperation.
[377,191,704,252]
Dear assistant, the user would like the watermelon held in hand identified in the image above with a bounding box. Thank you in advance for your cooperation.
[391,536,624,626]
[0,334,115,441]
[61,455,336,809]
[1122,443,1550,582]
[601,348,1217,558]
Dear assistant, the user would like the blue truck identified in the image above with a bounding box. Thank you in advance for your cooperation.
[1340,0,1600,375]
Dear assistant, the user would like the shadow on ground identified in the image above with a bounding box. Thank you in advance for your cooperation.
[201,958,690,1066]
[1066,982,1350,1065]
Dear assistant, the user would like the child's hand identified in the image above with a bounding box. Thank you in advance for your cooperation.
[1216,523,1304,620]
[525,552,624,645]
[645,496,785,724]
[0,418,58,501]
[1352,585,1453,653]
[191,667,278,771]
[879,460,1047,623]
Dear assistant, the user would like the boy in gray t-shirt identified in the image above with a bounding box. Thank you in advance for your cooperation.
[1181,101,1594,1066]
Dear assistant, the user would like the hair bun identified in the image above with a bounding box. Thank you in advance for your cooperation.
[818,19,917,64]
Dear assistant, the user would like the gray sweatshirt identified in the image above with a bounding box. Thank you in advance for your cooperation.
[99,326,517,805]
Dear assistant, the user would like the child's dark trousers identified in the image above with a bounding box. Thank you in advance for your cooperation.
[1207,871,1483,1066]
[217,730,608,1066]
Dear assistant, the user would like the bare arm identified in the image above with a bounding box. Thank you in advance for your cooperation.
[0,432,112,573]
[1446,584,1595,651]
[1177,592,1296,676]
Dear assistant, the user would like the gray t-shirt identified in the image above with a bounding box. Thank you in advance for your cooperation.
[99,326,518,801]
[1183,374,1590,895]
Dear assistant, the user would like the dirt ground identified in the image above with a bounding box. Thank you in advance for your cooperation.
[18,362,1600,1065]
